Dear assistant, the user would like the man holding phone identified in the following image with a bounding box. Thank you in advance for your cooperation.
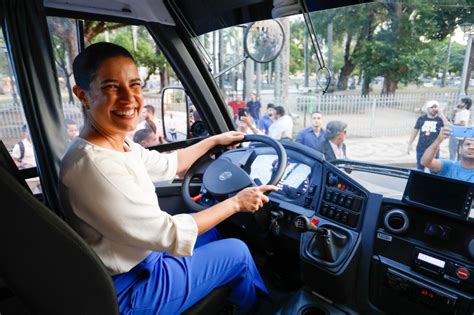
[421,126,474,182]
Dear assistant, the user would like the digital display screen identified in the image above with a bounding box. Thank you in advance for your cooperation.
[250,154,311,189]
[404,171,471,217]
[417,253,446,268]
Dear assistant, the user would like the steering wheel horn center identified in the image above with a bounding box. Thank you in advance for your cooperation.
[203,159,254,200]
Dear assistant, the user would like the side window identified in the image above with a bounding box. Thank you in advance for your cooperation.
[0,30,42,194]
[47,18,207,148]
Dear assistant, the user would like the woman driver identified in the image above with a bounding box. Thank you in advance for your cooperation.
[59,42,276,314]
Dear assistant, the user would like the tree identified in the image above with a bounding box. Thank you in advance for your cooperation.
[93,27,172,90]
[353,1,471,95]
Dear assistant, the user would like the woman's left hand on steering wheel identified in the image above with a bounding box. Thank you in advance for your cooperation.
[212,131,245,148]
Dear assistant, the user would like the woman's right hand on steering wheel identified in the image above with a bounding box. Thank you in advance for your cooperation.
[232,185,278,213]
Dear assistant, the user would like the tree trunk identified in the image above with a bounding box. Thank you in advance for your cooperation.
[381,76,398,95]
[464,39,474,94]
[361,71,372,96]
[304,29,309,87]
[244,59,254,99]
[159,67,169,92]
[274,19,290,107]
[218,30,224,89]
[337,33,355,90]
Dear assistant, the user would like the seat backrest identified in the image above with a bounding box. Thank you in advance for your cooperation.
[0,170,119,315]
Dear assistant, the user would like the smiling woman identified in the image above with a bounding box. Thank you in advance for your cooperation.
[71,43,144,152]
[58,42,277,314]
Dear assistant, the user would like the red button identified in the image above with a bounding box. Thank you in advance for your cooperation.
[311,218,319,226]
[456,267,470,280]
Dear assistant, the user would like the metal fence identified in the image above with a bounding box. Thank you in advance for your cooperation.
[295,92,462,137]
[0,92,467,148]
[0,97,163,149]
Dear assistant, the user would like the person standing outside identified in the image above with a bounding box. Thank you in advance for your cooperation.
[246,92,261,124]
[65,119,80,143]
[258,103,275,135]
[315,121,347,162]
[11,124,36,169]
[227,95,246,121]
[295,111,325,149]
[421,126,474,182]
[407,100,448,171]
[137,104,163,138]
[268,105,293,140]
[448,97,472,160]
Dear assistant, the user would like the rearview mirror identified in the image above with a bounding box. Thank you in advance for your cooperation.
[214,20,284,78]
[245,20,285,63]
[161,87,188,142]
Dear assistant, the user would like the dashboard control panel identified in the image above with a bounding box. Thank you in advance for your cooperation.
[319,172,366,228]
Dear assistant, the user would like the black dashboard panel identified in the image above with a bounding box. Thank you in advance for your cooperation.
[371,199,474,314]
[212,140,474,314]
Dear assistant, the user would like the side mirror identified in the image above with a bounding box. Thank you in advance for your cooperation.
[161,87,189,142]
[214,20,285,78]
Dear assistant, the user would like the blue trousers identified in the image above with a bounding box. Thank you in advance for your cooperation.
[112,229,268,314]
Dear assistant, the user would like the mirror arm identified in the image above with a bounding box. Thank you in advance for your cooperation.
[213,55,248,79]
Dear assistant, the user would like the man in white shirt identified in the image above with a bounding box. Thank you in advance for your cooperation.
[137,105,163,135]
[268,105,293,140]
[449,97,471,160]
[315,121,348,161]
[11,124,36,169]
[11,124,41,193]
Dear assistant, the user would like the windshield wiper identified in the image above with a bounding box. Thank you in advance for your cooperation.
[331,160,411,179]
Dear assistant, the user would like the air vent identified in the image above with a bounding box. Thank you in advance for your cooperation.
[384,209,409,234]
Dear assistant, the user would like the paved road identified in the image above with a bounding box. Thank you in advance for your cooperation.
[344,134,449,169]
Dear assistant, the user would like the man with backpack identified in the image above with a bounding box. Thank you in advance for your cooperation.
[11,124,36,169]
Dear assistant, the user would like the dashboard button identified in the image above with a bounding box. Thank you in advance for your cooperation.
[341,212,349,223]
[320,203,329,216]
[328,207,336,218]
[331,192,340,203]
[338,195,346,206]
[352,198,362,212]
[344,196,354,208]
[334,209,342,220]
[325,191,332,201]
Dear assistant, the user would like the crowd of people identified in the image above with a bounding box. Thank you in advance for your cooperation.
[408,98,474,182]
[11,93,473,189]
[230,92,348,162]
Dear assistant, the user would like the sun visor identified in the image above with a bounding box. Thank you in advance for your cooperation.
[272,0,300,18]
[43,0,175,25]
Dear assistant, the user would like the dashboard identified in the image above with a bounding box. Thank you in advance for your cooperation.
[207,140,474,315]
[250,154,312,196]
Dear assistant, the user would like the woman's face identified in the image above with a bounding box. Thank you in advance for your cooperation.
[82,56,144,135]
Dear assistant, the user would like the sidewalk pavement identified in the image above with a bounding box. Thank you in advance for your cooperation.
[344,134,450,168]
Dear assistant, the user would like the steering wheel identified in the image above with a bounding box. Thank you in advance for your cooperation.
[182,134,288,211]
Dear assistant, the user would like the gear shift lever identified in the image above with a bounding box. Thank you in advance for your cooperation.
[294,215,349,263]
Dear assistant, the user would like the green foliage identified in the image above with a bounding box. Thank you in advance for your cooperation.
[93,26,170,87]
[284,2,473,93]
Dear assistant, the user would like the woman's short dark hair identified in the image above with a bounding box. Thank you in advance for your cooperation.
[73,42,135,90]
